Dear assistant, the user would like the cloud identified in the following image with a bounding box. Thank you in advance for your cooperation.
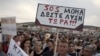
[0,0,100,27]
[13,2,34,17]
[14,3,36,22]
[93,0,100,7]
[0,0,36,23]
[85,15,100,26]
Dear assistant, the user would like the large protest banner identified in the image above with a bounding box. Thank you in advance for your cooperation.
[35,4,85,31]
[7,39,28,56]
[1,17,17,36]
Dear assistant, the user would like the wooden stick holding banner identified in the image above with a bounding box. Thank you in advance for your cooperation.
[54,28,59,56]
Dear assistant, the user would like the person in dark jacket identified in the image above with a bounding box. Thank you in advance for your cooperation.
[0,42,7,56]
[43,40,54,56]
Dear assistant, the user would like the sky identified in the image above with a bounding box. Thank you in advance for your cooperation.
[0,0,100,27]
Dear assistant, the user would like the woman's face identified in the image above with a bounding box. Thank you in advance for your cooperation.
[24,40,30,48]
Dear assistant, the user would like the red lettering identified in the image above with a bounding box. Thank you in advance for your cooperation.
[44,5,49,11]
[72,21,74,24]
[53,19,57,24]
[70,20,76,26]
[70,20,72,25]
[55,6,59,12]
[75,21,77,24]
[44,5,59,12]
[64,20,68,25]
[70,20,73,25]
[73,21,75,26]
[49,18,53,23]
[73,21,77,26]
[49,6,54,11]
[60,19,64,24]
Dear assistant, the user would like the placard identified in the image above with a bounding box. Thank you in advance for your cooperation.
[35,4,85,31]
[7,39,28,56]
[1,17,17,36]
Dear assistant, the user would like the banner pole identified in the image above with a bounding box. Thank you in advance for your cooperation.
[54,28,59,56]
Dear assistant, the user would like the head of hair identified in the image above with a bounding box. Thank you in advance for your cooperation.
[20,38,31,50]
[35,40,43,49]
[84,45,96,54]
[59,40,68,46]
[13,35,17,40]
[69,42,75,46]
[37,40,42,42]
[46,39,54,45]
[35,40,43,45]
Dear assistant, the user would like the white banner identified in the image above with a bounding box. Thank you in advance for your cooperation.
[7,39,28,56]
[1,17,17,36]
[35,4,85,31]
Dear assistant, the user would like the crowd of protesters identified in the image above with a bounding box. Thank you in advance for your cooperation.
[0,30,100,56]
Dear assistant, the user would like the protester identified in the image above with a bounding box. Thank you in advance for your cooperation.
[82,45,95,56]
[43,39,54,56]
[35,33,41,40]
[3,35,11,54]
[23,31,31,38]
[90,39,97,52]
[1,27,100,56]
[56,40,70,56]
[0,42,7,56]
[95,41,100,56]
[13,35,21,46]
[19,34,25,43]
[43,33,51,49]
[32,36,38,47]
[34,40,44,56]
[13,35,19,42]
[20,38,33,56]
[75,42,83,56]
[68,43,76,56]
